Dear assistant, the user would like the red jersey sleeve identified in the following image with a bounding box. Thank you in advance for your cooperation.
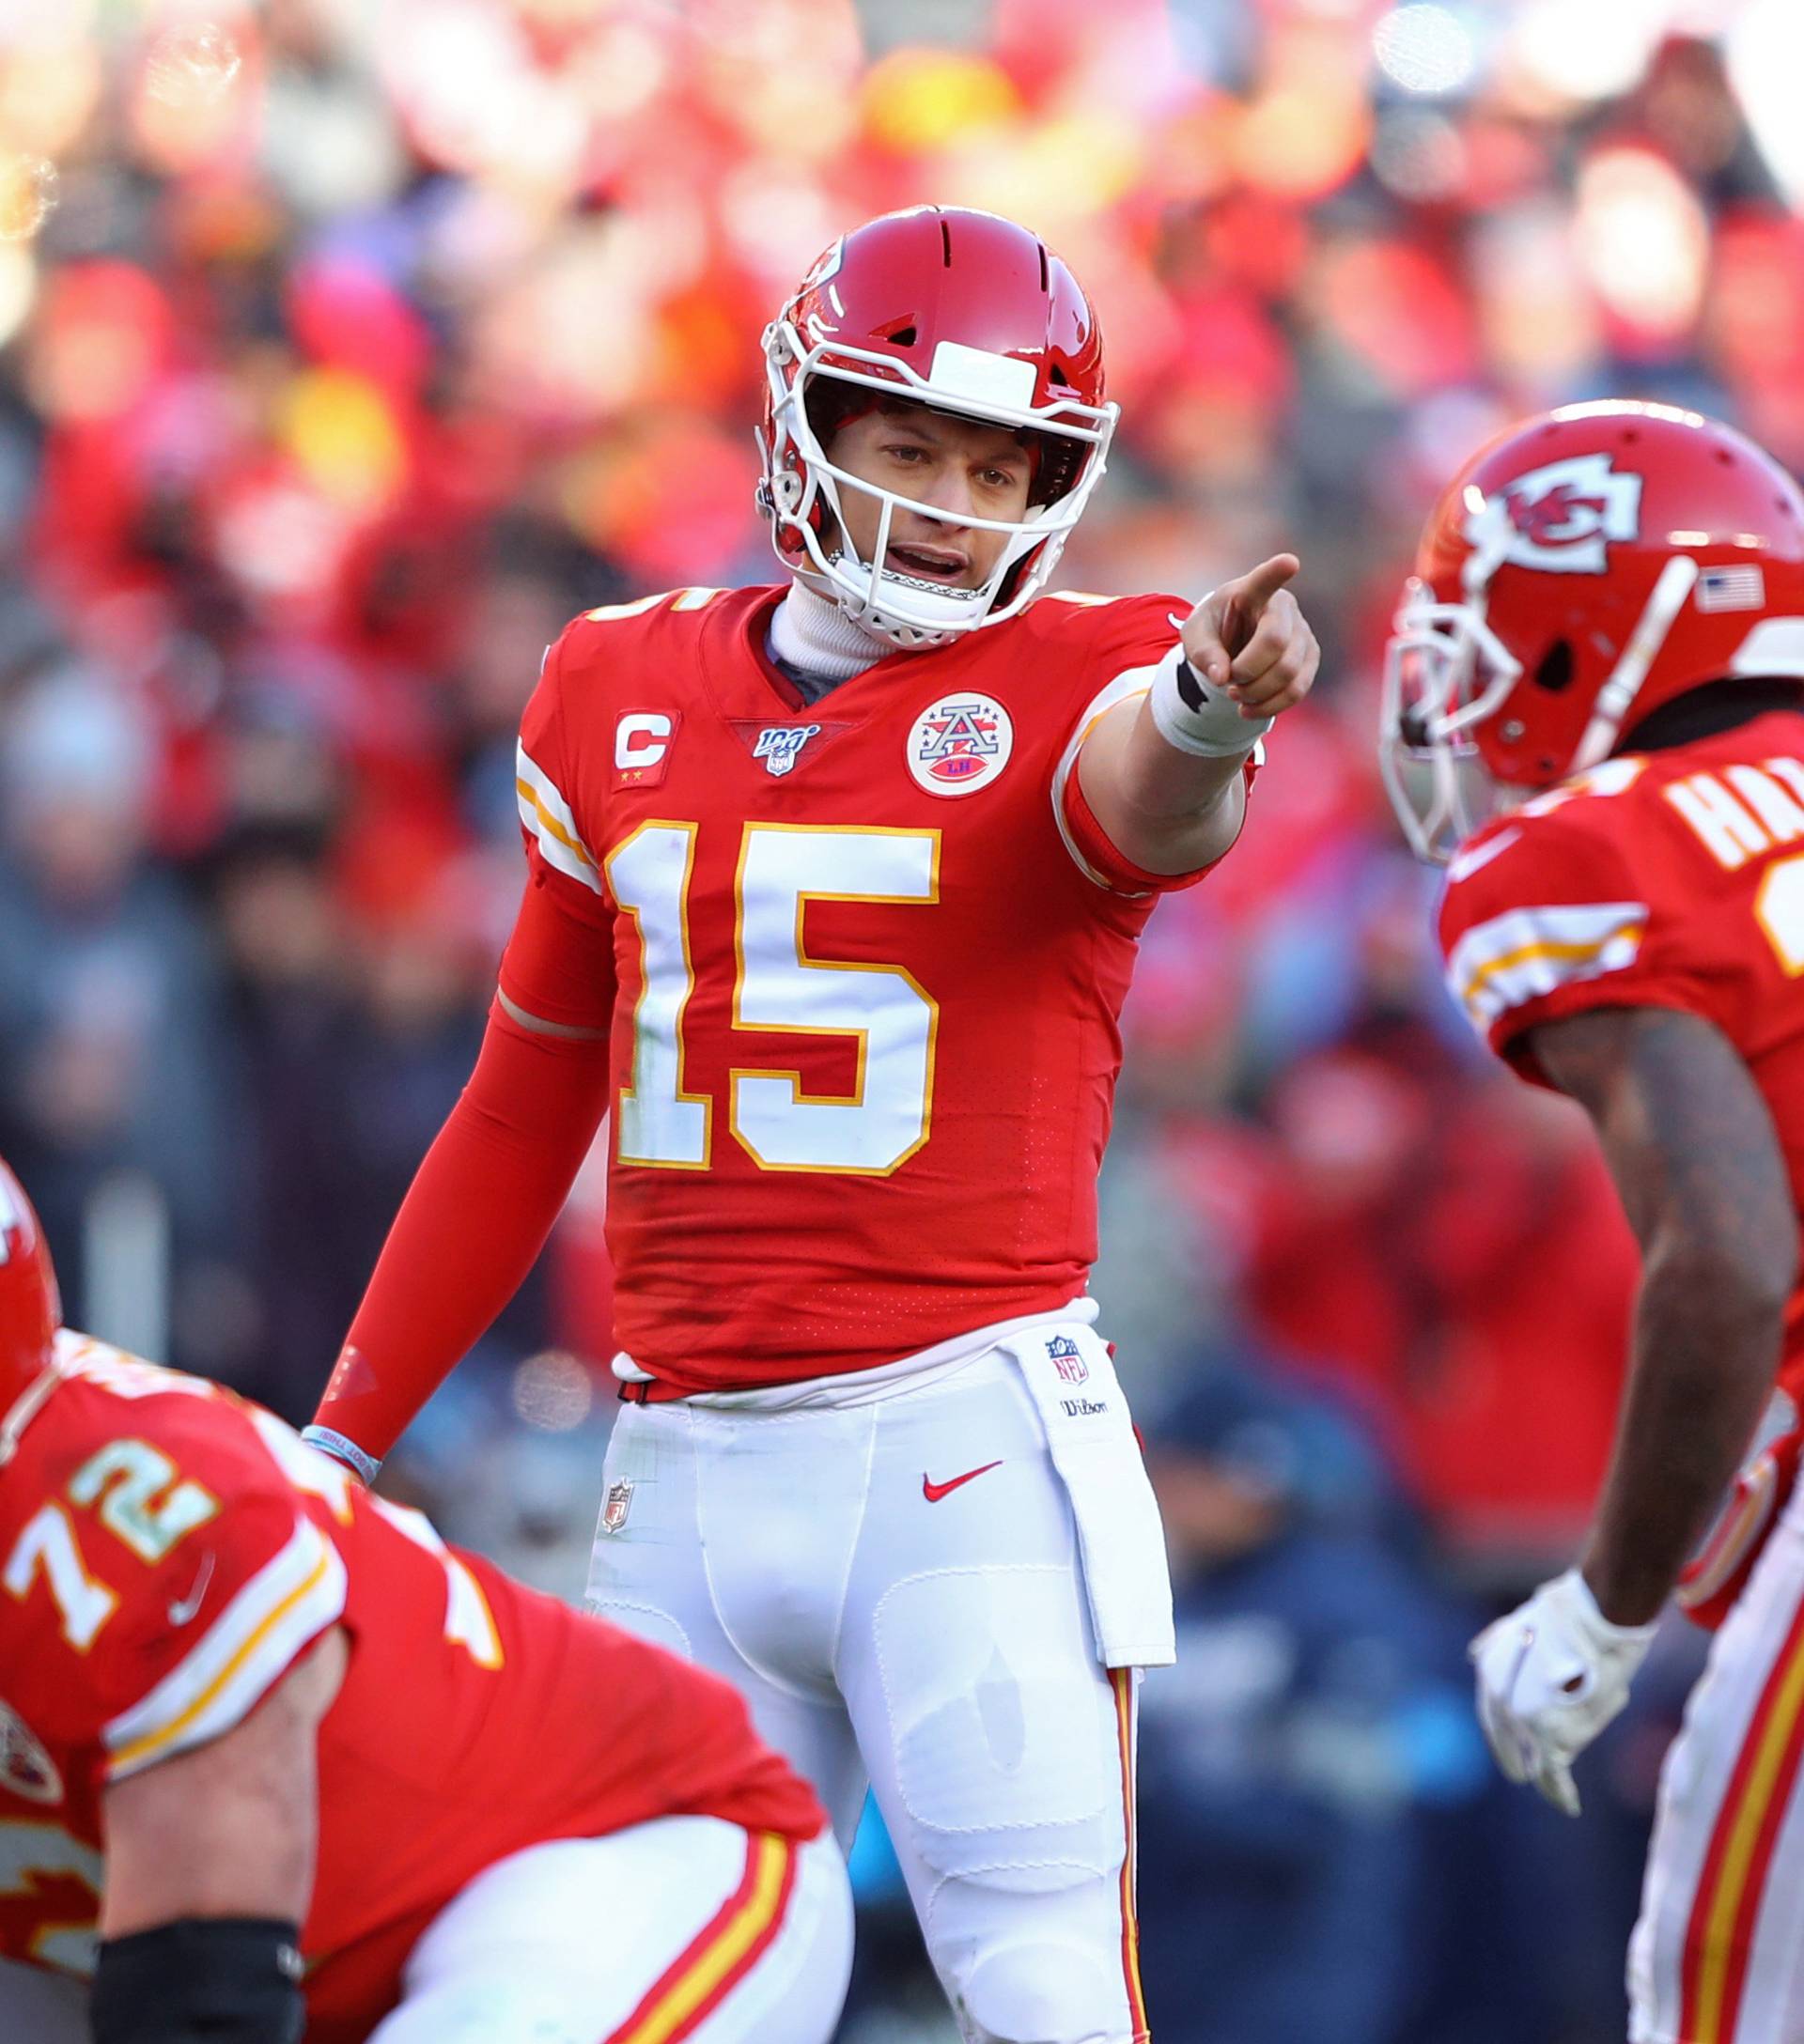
[1046,592,1255,896]
[502,620,620,1032]
[1438,802,1727,1084]
[513,626,613,932]
[20,1373,347,1782]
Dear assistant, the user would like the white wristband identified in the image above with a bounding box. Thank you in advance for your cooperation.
[1148,643,1271,758]
[301,1424,382,1486]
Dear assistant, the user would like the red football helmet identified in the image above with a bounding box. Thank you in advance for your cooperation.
[0,1157,60,1456]
[1381,401,1804,859]
[758,206,1117,648]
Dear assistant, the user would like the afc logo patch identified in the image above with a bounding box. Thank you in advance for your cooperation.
[906,693,1013,796]
[600,1479,634,1535]
[1046,1335,1089,1386]
[1464,453,1642,575]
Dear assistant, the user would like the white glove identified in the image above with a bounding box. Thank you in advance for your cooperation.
[1469,1568,1657,1817]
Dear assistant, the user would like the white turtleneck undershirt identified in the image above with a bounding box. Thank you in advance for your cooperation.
[767,581,893,697]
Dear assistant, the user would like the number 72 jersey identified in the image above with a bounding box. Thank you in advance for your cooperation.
[0,1335,821,2014]
[1437,708,1804,1408]
[508,582,1222,1395]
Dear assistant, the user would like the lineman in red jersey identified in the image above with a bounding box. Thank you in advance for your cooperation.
[0,1163,846,2044]
[304,207,1320,2044]
[1384,400,1804,2044]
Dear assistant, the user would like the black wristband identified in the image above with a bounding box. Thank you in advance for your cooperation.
[92,1917,304,2044]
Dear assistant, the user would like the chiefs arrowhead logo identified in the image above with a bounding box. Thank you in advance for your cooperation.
[0,1696,62,1804]
[1466,453,1642,575]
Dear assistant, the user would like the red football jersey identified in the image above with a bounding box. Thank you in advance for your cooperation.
[1438,711,1804,1406]
[0,1334,821,2030]
[505,582,1224,1393]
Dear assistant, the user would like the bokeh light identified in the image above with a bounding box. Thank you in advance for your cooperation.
[0,244,38,350]
[0,37,102,158]
[144,21,243,107]
[1728,0,1804,209]
[510,1350,594,1432]
[1575,143,1710,338]
[1502,0,1672,107]
[1372,6,1479,98]
[0,156,58,242]
[1369,106,1470,200]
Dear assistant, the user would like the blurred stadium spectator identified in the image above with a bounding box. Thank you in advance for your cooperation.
[2,3,1798,2035]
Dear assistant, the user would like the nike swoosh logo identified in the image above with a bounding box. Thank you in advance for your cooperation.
[1447,828,1521,884]
[168,1551,215,1628]
[923,1462,1003,1503]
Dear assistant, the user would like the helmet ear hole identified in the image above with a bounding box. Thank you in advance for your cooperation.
[1533,640,1574,692]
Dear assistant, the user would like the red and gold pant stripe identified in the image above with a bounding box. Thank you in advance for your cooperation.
[1681,1595,1804,2042]
[603,1830,799,2044]
[1112,1666,1151,2043]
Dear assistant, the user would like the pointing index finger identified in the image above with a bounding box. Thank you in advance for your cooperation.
[1212,553,1300,662]
[1231,552,1301,618]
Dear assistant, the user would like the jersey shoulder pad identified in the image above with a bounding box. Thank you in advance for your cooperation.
[517,596,738,906]
[10,1359,348,1775]
[552,585,754,681]
[1029,588,1185,668]
[1438,765,1690,1059]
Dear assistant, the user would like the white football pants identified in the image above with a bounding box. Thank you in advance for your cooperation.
[0,1819,850,2044]
[1631,1474,1804,2042]
[372,1818,849,2043]
[586,1340,1153,2044]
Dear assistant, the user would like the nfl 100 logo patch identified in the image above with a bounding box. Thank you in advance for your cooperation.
[753,723,822,777]
[1046,1335,1089,1386]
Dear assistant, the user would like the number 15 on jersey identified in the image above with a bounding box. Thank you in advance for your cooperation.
[605,821,941,1178]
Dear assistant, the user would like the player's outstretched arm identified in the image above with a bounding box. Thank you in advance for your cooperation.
[304,873,614,1483]
[1077,553,1319,875]
[1470,1005,1796,1815]
[91,1626,348,2043]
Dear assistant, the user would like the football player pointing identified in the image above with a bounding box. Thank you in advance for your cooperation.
[1387,400,1804,2044]
[305,206,1317,2044]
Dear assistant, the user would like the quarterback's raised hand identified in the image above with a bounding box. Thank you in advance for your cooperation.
[1079,550,1319,876]
[1179,552,1318,720]
[1469,1568,1657,1816]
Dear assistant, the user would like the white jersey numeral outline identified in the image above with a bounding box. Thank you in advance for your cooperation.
[4,1504,117,1651]
[606,822,712,1169]
[68,1439,220,1565]
[609,821,941,1176]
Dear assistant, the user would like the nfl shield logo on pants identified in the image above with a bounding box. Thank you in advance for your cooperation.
[601,1479,634,1534]
[1046,1335,1089,1386]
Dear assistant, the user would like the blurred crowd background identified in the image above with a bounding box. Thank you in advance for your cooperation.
[3,0,1798,2036]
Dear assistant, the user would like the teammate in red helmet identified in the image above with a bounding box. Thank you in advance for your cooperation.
[0,1158,848,2044]
[1384,399,1804,2044]
[305,205,1320,2043]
